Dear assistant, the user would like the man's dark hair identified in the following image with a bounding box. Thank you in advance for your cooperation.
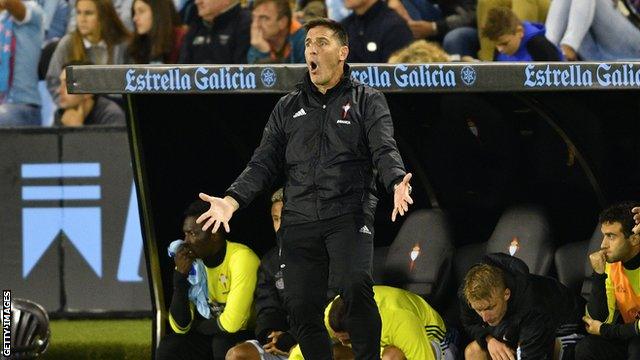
[599,201,640,238]
[183,199,227,235]
[328,296,347,332]
[184,200,210,219]
[304,18,348,46]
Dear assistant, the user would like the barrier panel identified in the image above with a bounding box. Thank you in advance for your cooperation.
[0,127,151,315]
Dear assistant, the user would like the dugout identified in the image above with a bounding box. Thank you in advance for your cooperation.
[68,62,640,352]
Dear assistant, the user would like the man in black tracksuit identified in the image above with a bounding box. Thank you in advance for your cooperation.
[461,253,585,360]
[341,0,413,63]
[197,18,413,360]
[178,0,251,64]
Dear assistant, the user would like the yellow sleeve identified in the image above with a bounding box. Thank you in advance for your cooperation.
[385,310,435,360]
[288,345,304,360]
[604,265,617,324]
[168,303,195,334]
[218,249,260,332]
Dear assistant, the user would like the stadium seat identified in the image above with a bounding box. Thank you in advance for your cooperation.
[382,209,455,307]
[454,204,555,282]
[555,226,602,297]
[10,298,50,359]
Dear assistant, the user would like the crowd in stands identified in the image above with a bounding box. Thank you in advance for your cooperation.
[0,0,639,126]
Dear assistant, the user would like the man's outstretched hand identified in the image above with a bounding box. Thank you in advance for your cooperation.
[392,173,414,222]
[632,207,640,235]
[196,193,239,233]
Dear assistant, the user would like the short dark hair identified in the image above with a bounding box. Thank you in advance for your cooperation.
[304,18,348,46]
[328,296,347,332]
[599,201,640,238]
[482,7,521,40]
[184,200,210,218]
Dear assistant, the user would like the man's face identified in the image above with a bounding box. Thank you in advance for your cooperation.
[183,216,214,259]
[304,26,348,87]
[195,0,229,22]
[601,222,633,263]
[252,2,288,42]
[133,0,153,35]
[271,200,283,232]
[58,69,89,109]
[469,288,511,326]
[495,26,523,56]
[334,331,351,346]
[76,0,100,38]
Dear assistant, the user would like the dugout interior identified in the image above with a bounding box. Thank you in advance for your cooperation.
[69,63,640,351]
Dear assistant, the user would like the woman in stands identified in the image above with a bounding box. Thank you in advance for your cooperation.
[545,0,640,60]
[45,0,130,103]
[127,0,186,64]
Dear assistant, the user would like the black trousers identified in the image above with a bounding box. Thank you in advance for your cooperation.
[155,330,253,360]
[279,213,381,360]
[574,335,640,360]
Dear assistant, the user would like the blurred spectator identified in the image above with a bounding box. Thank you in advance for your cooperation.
[0,0,44,127]
[342,0,413,62]
[67,0,136,34]
[545,0,640,61]
[127,0,186,63]
[477,0,550,60]
[178,0,250,64]
[294,0,326,23]
[388,0,479,58]
[248,0,305,64]
[37,0,69,41]
[388,39,477,62]
[114,0,134,30]
[325,0,351,21]
[46,0,129,104]
[482,6,562,61]
[54,63,125,126]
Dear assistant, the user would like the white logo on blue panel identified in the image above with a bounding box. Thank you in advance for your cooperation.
[21,163,144,281]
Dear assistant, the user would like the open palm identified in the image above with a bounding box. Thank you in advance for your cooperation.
[392,173,414,222]
[196,193,235,233]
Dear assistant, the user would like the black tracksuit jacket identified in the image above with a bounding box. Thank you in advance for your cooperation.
[460,253,585,359]
[225,65,406,226]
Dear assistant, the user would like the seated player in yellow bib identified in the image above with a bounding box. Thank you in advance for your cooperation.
[289,285,453,360]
